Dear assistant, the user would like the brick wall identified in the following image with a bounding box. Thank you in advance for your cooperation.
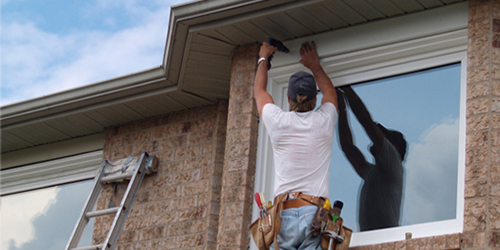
[463,0,500,249]
[94,100,228,249]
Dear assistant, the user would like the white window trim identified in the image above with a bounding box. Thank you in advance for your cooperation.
[0,151,102,196]
[253,7,467,247]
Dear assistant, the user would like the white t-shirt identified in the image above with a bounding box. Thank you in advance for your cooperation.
[261,102,338,198]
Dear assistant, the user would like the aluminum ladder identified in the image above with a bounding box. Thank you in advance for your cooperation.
[66,152,157,250]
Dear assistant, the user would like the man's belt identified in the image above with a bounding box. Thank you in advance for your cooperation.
[275,191,325,210]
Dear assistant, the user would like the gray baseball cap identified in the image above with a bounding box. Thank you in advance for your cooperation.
[288,71,317,102]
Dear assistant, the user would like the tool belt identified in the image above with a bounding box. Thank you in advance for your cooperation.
[251,192,350,250]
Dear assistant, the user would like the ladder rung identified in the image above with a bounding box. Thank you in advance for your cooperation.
[86,207,120,218]
[70,244,103,250]
[101,173,133,183]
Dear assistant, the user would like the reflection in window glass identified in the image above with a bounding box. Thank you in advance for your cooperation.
[1,180,94,250]
[326,63,461,232]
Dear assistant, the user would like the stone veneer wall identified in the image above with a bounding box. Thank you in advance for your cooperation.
[463,0,500,249]
[216,43,261,250]
[94,100,228,250]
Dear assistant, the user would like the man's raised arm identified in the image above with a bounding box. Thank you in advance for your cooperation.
[254,42,277,117]
[299,42,337,110]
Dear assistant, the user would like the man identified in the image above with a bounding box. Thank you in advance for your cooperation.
[253,41,338,250]
[337,86,407,231]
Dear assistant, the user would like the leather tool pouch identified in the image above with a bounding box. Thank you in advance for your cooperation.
[312,207,330,236]
[249,204,277,250]
[320,217,352,250]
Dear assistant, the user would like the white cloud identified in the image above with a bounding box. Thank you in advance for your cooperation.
[402,117,459,225]
[0,187,59,249]
[1,2,175,106]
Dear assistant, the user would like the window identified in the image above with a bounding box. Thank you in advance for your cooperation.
[253,24,466,246]
[0,151,102,250]
[1,180,95,250]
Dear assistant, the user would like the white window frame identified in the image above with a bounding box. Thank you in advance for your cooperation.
[252,4,467,247]
[0,150,102,196]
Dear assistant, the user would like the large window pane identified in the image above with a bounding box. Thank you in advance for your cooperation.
[327,63,461,232]
[1,180,94,250]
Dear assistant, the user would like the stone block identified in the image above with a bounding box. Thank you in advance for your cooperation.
[469,35,490,54]
[465,180,488,198]
[227,128,252,144]
[488,232,500,247]
[468,49,490,69]
[466,164,488,181]
[489,213,500,230]
[432,235,446,249]
[224,187,253,203]
[220,231,245,247]
[469,3,490,22]
[494,34,500,48]
[468,18,491,37]
[225,171,252,187]
[467,114,489,132]
[169,196,198,211]
[228,113,255,130]
[134,190,150,204]
[468,81,489,98]
[111,146,133,161]
[150,237,177,250]
[124,130,150,145]
[227,142,250,159]
[188,130,214,145]
[177,233,205,248]
[185,154,212,170]
[171,169,201,186]
[178,206,207,221]
[464,197,487,215]
[467,130,488,148]
[175,144,204,160]
[491,147,500,163]
[139,226,166,241]
[124,216,148,230]
[149,212,177,226]
[419,237,433,250]
[157,135,187,151]
[491,179,500,196]
[468,64,490,83]
[466,146,488,165]
[151,124,180,139]
[152,186,180,201]
[446,233,462,249]
[182,180,209,196]
[104,135,123,149]
[146,200,171,215]
[467,97,489,115]
[224,202,246,217]
[464,214,487,231]
[493,64,500,80]
[492,164,500,179]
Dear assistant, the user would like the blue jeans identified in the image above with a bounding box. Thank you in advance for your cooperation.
[270,205,322,250]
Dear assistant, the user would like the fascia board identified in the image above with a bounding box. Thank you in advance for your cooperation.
[1,67,172,127]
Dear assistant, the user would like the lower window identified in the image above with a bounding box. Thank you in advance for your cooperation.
[1,180,95,250]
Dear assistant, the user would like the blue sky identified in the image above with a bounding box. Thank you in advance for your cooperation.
[1,0,193,106]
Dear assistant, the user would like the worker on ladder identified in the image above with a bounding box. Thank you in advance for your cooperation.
[253,40,338,250]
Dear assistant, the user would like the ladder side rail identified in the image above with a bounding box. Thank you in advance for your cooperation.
[102,152,150,250]
[66,161,108,250]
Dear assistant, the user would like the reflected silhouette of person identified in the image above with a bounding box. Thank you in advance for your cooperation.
[337,86,407,231]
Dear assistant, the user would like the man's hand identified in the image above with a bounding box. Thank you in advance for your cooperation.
[299,41,321,70]
[259,42,277,59]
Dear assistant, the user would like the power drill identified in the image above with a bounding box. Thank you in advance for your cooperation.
[266,38,289,70]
